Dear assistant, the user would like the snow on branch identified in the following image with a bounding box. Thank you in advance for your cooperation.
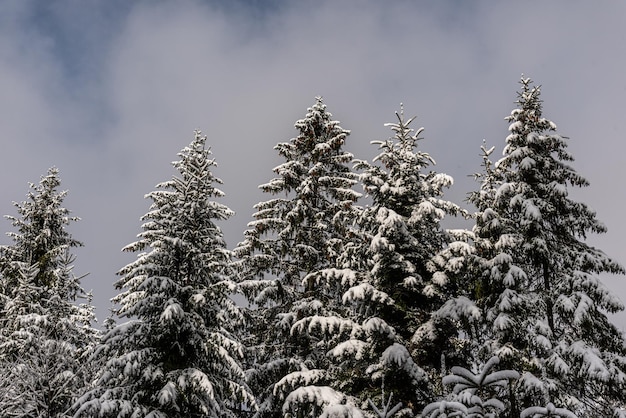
[282,386,348,415]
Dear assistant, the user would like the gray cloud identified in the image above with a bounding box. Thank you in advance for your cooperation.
[1,0,625,329]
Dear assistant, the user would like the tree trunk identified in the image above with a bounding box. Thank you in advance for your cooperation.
[543,260,555,336]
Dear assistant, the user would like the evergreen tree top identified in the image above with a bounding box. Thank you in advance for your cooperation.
[237,97,360,281]
[460,77,626,416]
[77,131,253,417]
[499,77,587,188]
[493,77,615,246]
[2,167,82,291]
[269,97,354,193]
[292,96,351,155]
[374,104,432,172]
[6,167,81,249]
[0,167,97,417]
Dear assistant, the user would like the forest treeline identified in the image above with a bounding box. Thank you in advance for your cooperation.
[1,78,625,417]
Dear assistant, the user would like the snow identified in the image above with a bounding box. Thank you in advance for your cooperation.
[316,268,359,288]
[520,403,576,418]
[157,381,177,406]
[421,400,467,417]
[490,252,513,266]
[281,386,345,413]
[549,181,568,196]
[432,172,454,188]
[522,199,542,221]
[320,404,365,418]
[495,289,522,312]
[370,234,391,253]
[380,343,410,366]
[494,233,518,251]
[447,241,473,256]
[518,371,544,394]
[520,156,536,170]
[369,343,426,385]
[159,300,184,322]
[443,357,519,393]
[362,317,396,340]
[432,271,448,286]
[535,334,552,351]
[434,296,481,323]
[495,182,514,201]
[546,352,570,376]
[501,265,525,286]
[403,275,418,288]
[492,313,514,331]
[568,341,610,382]
[342,283,393,306]
[508,120,523,132]
[274,369,327,398]
[573,293,593,325]
[328,339,368,361]
[415,200,445,220]
[190,293,206,306]
[291,315,355,337]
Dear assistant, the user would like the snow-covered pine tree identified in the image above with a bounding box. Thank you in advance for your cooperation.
[430,77,626,416]
[411,143,494,387]
[337,107,460,414]
[0,168,98,417]
[235,98,364,417]
[485,77,626,414]
[74,132,254,417]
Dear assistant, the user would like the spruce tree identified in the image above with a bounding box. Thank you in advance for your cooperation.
[0,168,98,417]
[74,132,254,417]
[492,78,625,414]
[340,107,459,413]
[422,77,626,416]
[235,98,364,417]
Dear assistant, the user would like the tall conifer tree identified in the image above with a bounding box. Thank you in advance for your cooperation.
[421,78,626,416]
[0,168,97,417]
[339,108,459,413]
[235,98,364,416]
[75,132,253,417]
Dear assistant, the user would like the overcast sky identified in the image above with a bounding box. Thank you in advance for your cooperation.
[1,0,626,329]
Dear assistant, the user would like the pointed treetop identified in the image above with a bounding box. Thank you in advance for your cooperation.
[505,76,557,137]
[384,105,423,150]
[372,106,431,175]
[292,96,351,151]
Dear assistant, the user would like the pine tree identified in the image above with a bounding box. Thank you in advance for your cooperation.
[412,143,493,386]
[235,98,363,417]
[424,77,626,416]
[0,168,98,417]
[356,107,454,333]
[74,132,254,417]
[338,107,460,413]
